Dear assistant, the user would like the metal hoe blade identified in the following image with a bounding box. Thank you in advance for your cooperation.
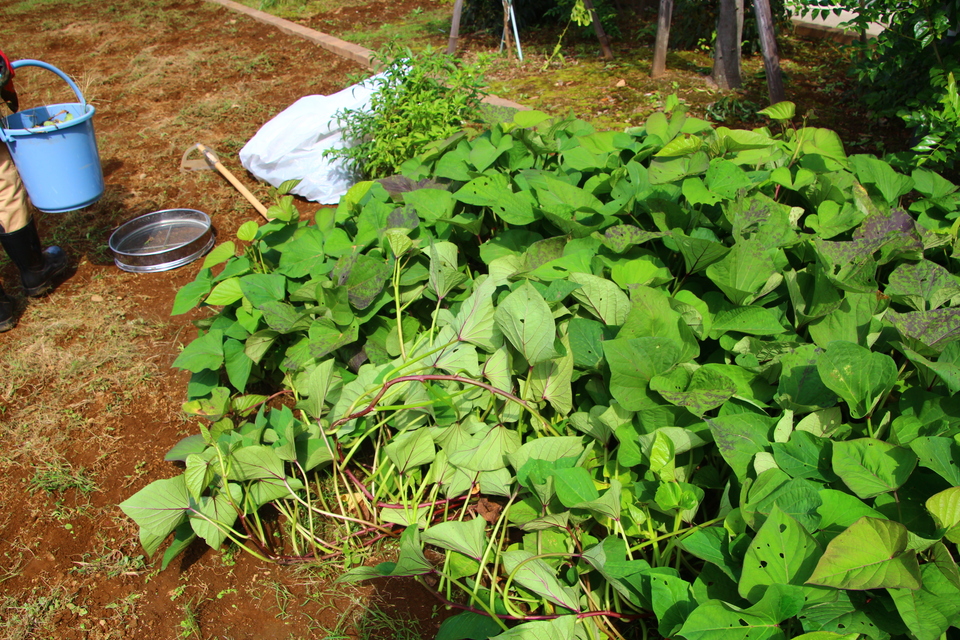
[179,143,219,172]
[179,142,271,220]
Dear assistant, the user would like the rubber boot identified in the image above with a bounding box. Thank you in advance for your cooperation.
[0,218,68,297]
[0,282,13,332]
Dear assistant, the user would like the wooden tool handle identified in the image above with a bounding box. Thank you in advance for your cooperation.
[195,143,271,221]
[214,159,271,220]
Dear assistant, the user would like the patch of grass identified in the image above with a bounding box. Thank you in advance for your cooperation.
[310,591,366,640]
[0,273,165,464]
[0,0,75,16]
[231,52,275,75]
[174,95,270,130]
[2,586,68,640]
[218,542,239,567]
[28,460,99,495]
[355,604,425,640]
[45,205,125,265]
[117,1,203,31]
[178,599,203,640]
[340,8,451,50]
[103,592,143,631]
[27,459,99,521]
[270,579,297,620]
[0,547,25,585]
[72,547,147,578]
[242,0,366,20]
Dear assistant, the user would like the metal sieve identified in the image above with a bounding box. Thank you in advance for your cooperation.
[108,209,215,273]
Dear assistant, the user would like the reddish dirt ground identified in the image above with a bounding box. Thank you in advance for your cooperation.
[0,1,446,638]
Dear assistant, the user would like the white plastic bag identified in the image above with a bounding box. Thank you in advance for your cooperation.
[239,77,381,205]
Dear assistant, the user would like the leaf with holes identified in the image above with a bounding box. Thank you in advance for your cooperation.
[455,173,538,225]
[650,366,737,417]
[680,583,802,640]
[568,272,630,326]
[738,506,822,603]
[889,563,960,640]
[604,337,682,411]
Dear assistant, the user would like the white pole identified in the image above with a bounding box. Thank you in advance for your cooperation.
[508,1,524,61]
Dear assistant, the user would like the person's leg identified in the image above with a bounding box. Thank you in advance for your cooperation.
[0,144,67,299]
[0,282,12,331]
[0,143,23,329]
[0,140,28,235]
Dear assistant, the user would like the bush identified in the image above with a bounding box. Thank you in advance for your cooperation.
[329,44,489,180]
[808,0,960,170]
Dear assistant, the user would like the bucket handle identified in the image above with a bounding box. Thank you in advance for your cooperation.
[0,60,87,143]
[10,60,87,110]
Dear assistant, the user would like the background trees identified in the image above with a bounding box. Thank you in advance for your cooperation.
[455,0,960,172]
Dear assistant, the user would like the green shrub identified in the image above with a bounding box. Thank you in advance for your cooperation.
[329,44,489,180]
[805,0,960,170]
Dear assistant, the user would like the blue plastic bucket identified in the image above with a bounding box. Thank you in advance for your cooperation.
[0,60,104,213]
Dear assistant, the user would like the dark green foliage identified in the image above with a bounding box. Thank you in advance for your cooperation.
[328,44,489,180]
[462,0,572,32]
[804,0,960,170]
[463,0,622,38]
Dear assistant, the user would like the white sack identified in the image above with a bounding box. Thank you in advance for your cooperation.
[239,77,381,205]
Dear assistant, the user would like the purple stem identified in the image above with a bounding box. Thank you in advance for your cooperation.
[243,389,294,414]
[342,466,376,502]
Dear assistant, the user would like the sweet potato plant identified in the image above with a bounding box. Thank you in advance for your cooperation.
[123,98,960,640]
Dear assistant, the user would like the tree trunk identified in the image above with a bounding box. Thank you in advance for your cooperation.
[446,0,465,55]
[582,0,615,60]
[651,0,673,77]
[752,0,785,103]
[712,0,743,89]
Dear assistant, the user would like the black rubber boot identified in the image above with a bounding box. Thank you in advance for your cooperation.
[0,282,13,332]
[0,218,68,297]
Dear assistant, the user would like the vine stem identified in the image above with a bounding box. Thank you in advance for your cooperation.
[278,476,394,535]
[419,576,651,622]
[392,255,408,359]
[329,374,559,436]
[629,515,725,555]
[241,388,294,414]
[342,465,376,502]
[378,496,468,510]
